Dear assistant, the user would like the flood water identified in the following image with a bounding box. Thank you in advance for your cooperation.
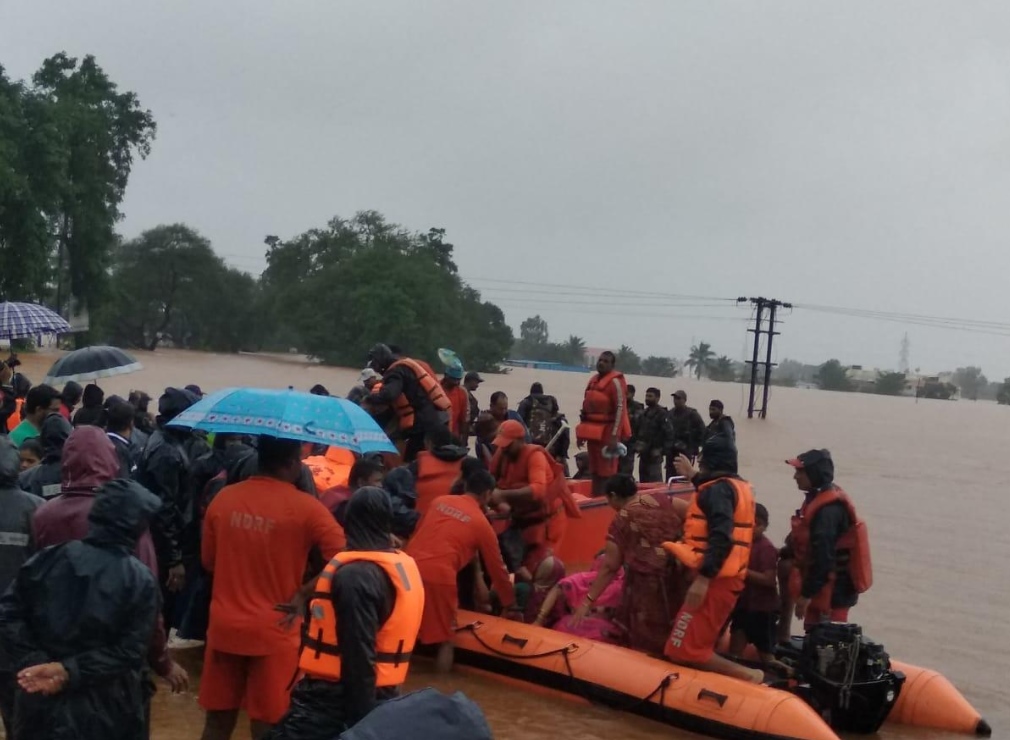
[10,349,1004,739]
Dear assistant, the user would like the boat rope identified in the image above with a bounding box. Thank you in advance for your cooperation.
[455,622,579,675]
[602,672,681,712]
[455,621,680,708]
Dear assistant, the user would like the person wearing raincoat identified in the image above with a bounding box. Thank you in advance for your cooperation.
[32,427,186,727]
[0,438,43,734]
[17,412,72,499]
[0,479,161,740]
[134,387,200,620]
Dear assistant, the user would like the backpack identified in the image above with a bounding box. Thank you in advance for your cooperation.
[528,396,555,446]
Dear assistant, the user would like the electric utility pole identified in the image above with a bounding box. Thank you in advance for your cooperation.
[738,297,792,419]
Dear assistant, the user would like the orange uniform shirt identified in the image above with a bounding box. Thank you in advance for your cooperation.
[496,446,551,501]
[407,494,515,607]
[202,476,346,655]
[442,383,470,438]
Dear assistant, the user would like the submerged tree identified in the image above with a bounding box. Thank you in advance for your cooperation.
[615,344,642,374]
[261,212,513,370]
[709,355,736,382]
[815,359,851,392]
[641,355,678,378]
[874,371,907,396]
[102,224,259,352]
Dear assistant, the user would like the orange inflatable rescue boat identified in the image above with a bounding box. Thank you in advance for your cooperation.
[450,612,991,740]
[450,610,839,740]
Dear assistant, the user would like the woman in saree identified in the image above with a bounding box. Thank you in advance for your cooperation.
[569,473,685,655]
[532,552,625,644]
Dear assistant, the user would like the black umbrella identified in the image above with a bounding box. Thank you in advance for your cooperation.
[42,345,143,385]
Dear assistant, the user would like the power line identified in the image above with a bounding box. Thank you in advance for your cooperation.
[467,276,735,303]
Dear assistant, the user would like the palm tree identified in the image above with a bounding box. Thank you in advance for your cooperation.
[562,335,587,366]
[686,342,716,379]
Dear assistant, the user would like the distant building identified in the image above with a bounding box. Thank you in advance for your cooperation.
[844,365,960,399]
[583,347,611,367]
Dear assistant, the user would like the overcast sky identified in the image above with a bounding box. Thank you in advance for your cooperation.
[5,2,1010,375]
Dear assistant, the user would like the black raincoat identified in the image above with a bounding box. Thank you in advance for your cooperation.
[0,479,160,740]
[135,427,191,572]
[266,487,400,740]
[17,413,72,499]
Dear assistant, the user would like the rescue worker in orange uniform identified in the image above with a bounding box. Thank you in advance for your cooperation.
[784,449,871,629]
[575,351,631,496]
[267,487,425,740]
[408,426,469,516]
[489,420,580,576]
[440,365,470,440]
[662,434,764,683]
[407,468,518,673]
[365,344,451,463]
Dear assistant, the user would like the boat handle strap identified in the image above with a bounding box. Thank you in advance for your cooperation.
[697,689,728,708]
[502,634,529,649]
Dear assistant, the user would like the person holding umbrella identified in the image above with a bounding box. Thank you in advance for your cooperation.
[163,387,399,739]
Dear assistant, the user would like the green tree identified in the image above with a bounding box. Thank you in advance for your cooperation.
[516,315,550,356]
[0,66,62,302]
[953,366,987,401]
[685,342,715,380]
[874,371,907,396]
[815,359,852,391]
[261,212,513,370]
[641,355,678,378]
[709,355,736,382]
[31,53,156,325]
[996,378,1010,405]
[102,224,252,351]
[615,344,642,374]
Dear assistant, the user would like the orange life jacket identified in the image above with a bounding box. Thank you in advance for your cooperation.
[576,371,631,442]
[491,444,581,522]
[414,452,464,516]
[5,397,23,432]
[788,486,872,605]
[299,550,424,686]
[304,447,356,492]
[662,476,755,579]
[386,358,451,431]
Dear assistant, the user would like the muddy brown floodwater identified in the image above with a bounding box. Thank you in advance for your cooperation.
[6,349,1003,740]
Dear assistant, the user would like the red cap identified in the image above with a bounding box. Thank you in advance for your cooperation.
[785,458,804,468]
[492,419,526,448]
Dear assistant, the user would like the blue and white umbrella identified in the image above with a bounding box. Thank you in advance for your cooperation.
[0,302,71,340]
[167,387,397,454]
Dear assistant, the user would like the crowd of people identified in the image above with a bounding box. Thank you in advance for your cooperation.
[0,346,871,739]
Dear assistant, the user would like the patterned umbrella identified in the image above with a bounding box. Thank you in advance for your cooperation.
[42,345,143,385]
[0,302,71,340]
[167,387,397,454]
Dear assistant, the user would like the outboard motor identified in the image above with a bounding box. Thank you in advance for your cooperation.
[782,623,905,733]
